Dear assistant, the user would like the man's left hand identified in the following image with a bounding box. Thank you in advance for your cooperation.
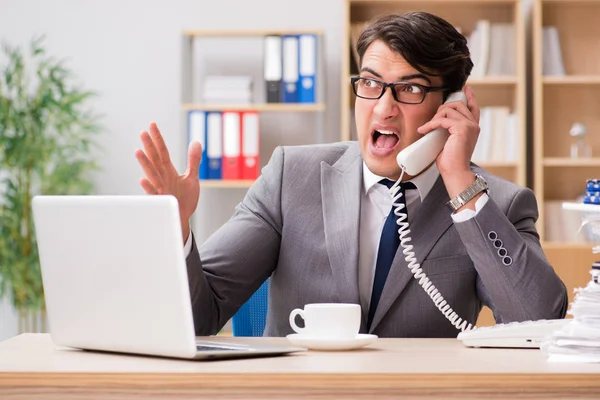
[417,85,481,199]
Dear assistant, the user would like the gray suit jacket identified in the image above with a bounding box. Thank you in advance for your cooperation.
[186,142,568,337]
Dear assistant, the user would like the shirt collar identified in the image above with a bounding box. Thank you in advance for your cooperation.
[362,161,439,202]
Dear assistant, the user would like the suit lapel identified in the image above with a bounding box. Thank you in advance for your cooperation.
[321,145,362,307]
[369,175,454,332]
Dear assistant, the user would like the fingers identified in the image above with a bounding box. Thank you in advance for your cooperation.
[464,86,480,123]
[418,107,466,134]
[184,141,203,180]
[149,122,172,166]
[134,148,163,190]
[418,117,458,135]
[140,130,163,173]
[139,177,158,195]
[440,98,476,123]
[417,87,480,135]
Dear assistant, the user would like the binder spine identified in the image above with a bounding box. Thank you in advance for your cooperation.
[241,111,260,180]
[188,110,208,180]
[298,34,317,103]
[206,111,223,180]
[222,111,242,180]
[282,35,299,103]
[264,35,283,103]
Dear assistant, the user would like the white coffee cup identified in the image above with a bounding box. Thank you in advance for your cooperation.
[288,303,361,340]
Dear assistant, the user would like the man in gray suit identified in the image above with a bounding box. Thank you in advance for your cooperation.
[135,12,567,337]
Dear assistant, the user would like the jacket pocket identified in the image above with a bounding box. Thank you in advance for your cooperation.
[419,254,474,276]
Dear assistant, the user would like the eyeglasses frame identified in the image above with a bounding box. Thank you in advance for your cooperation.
[350,76,448,105]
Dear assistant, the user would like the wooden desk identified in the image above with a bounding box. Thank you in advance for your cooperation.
[0,333,599,399]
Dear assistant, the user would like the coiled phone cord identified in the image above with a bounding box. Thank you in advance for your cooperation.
[390,172,473,332]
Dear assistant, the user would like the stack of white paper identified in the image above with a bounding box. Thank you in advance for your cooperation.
[202,75,253,103]
[542,270,600,362]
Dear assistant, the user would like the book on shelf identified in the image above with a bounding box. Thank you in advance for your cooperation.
[542,26,566,76]
[466,20,515,77]
[349,20,516,78]
[468,20,491,78]
[471,107,519,164]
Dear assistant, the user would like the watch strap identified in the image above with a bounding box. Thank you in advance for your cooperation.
[447,174,488,211]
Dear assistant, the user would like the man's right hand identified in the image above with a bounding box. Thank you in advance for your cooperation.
[134,122,202,243]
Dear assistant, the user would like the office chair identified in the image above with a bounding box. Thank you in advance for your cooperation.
[232,279,269,336]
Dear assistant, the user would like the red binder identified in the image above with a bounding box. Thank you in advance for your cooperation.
[222,111,241,180]
[241,111,260,180]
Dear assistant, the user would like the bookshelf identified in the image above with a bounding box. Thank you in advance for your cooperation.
[342,0,526,326]
[534,0,600,246]
[181,29,327,187]
[533,0,600,319]
[200,180,255,189]
[341,0,527,187]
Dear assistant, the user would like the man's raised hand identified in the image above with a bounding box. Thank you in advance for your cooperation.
[134,122,202,243]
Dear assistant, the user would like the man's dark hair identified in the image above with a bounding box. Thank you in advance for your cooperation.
[357,11,473,94]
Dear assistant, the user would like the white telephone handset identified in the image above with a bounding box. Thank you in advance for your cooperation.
[389,90,474,332]
[396,91,467,176]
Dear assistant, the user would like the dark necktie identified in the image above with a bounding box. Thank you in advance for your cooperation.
[367,179,416,331]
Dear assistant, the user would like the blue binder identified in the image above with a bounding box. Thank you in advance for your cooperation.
[206,111,222,180]
[282,35,299,103]
[187,110,208,180]
[298,34,317,103]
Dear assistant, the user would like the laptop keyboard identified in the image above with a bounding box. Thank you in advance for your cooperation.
[196,345,249,352]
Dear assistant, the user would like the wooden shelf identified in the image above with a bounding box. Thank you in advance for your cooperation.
[542,0,600,3]
[542,241,595,250]
[543,75,600,85]
[347,75,517,86]
[183,103,326,112]
[467,76,518,85]
[200,180,255,189]
[183,29,324,38]
[543,158,600,167]
[348,0,517,4]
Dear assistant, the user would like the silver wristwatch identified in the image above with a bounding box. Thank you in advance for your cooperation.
[447,174,488,211]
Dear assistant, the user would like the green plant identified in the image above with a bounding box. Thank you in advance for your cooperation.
[0,36,102,316]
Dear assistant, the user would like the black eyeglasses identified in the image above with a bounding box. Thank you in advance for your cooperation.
[350,76,448,104]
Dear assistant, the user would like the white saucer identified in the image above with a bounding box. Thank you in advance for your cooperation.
[286,333,378,351]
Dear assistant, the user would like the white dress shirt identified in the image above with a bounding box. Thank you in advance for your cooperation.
[358,162,489,311]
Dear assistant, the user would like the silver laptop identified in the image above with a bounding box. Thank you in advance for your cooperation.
[32,195,303,360]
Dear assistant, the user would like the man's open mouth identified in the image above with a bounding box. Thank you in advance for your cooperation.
[372,130,399,149]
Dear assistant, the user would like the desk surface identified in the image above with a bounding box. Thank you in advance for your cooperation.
[0,333,599,399]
